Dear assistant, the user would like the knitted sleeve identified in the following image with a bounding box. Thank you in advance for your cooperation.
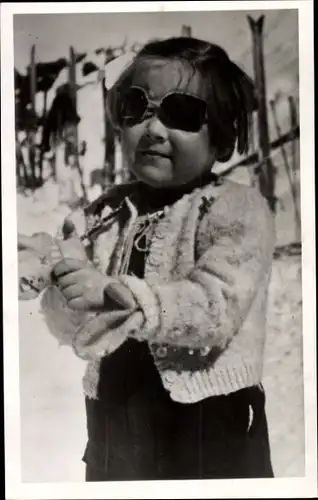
[40,205,139,358]
[118,185,276,349]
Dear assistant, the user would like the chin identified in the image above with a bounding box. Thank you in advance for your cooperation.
[131,166,173,188]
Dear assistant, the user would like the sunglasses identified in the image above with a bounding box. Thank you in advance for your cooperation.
[120,86,208,132]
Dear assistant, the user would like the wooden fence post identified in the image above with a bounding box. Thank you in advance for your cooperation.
[103,48,118,187]
[28,44,37,188]
[270,98,301,240]
[288,95,299,184]
[288,95,301,242]
[248,112,258,187]
[29,45,36,117]
[101,67,108,186]
[69,46,88,203]
[38,89,48,187]
[69,47,79,166]
[103,86,116,187]
[16,130,29,188]
[247,15,276,212]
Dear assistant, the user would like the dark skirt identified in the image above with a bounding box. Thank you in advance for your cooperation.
[83,339,274,481]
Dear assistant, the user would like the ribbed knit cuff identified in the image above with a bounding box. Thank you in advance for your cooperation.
[72,309,144,361]
[118,275,160,337]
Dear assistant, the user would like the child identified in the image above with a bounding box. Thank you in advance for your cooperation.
[19,36,276,480]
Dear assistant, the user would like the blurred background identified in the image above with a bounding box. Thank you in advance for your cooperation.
[14,9,304,482]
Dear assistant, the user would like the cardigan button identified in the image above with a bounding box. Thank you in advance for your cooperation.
[155,346,168,358]
[163,371,177,385]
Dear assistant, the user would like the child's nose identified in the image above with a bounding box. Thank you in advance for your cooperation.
[145,114,168,142]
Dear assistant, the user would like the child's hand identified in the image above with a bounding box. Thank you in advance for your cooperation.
[52,258,114,312]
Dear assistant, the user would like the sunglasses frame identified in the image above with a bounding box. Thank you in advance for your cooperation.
[120,85,208,132]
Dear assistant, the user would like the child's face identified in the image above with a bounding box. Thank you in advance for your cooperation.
[121,58,216,188]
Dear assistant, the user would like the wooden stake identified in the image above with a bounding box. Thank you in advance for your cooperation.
[288,95,298,180]
[270,99,292,172]
[16,131,28,188]
[270,99,301,241]
[248,15,276,212]
[28,44,37,188]
[103,50,116,187]
[29,45,36,116]
[69,46,88,203]
[219,125,299,177]
[248,112,258,187]
[69,47,78,156]
[38,90,48,185]
[105,104,116,186]
[101,70,108,186]
[288,95,301,242]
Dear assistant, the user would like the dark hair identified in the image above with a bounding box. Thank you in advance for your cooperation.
[107,37,256,161]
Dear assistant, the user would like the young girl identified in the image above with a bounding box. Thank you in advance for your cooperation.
[19,36,276,480]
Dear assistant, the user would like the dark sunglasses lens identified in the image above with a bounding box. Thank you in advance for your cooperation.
[161,94,207,132]
[121,87,148,125]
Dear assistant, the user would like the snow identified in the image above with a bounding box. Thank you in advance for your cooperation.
[264,254,304,477]
[17,189,85,482]
[19,298,87,482]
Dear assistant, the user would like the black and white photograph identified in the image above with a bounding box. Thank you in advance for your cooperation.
[2,1,316,498]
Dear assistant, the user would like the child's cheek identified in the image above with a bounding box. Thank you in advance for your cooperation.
[122,124,144,166]
[170,130,200,162]
[171,128,215,181]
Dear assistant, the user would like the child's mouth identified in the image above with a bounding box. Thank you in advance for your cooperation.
[139,150,172,160]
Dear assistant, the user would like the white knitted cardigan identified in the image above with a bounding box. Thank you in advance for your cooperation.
[41,177,276,403]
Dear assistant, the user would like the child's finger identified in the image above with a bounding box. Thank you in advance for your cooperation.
[67,296,88,311]
[52,258,87,278]
[105,283,137,310]
[57,271,79,290]
[61,284,82,301]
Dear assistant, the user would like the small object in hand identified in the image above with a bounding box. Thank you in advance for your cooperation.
[17,228,88,301]
[18,248,53,300]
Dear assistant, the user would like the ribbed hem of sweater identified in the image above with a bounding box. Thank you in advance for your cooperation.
[156,362,262,403]
[82,358,262,403]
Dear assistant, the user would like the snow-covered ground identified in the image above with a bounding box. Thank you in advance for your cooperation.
[264,253,304,477]
[17,148,304,482]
